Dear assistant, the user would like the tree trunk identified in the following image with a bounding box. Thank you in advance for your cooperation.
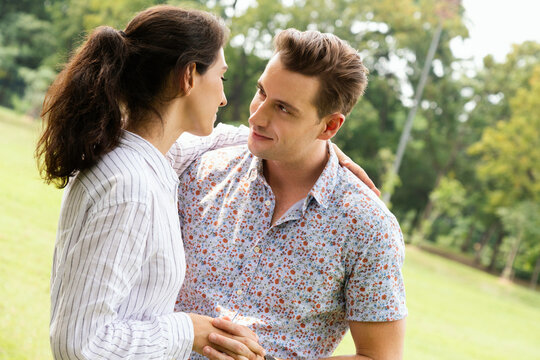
[419,167,446,220]
[231,51,248,123]
[501,231,523,280]
[530,255,540,290]
[460,224,475,253]
[488,230,504,272]
[474,222,497,265]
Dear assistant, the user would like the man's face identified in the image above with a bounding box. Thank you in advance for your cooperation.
[247,54,326,164]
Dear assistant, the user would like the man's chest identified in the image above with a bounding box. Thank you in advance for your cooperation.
[181,187,351,319]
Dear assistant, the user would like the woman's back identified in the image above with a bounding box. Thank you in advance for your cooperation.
[50,130,191,359]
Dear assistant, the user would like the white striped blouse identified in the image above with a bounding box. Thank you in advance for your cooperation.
[50,124,248,360]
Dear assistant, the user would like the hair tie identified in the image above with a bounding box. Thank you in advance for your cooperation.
[118,30,127,38]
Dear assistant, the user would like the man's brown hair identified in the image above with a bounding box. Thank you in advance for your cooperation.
[273,29,368,118]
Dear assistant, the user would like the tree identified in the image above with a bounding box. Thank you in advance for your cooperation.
[497,202,540,281]
[468,65,540,278]
[0,12,57,108]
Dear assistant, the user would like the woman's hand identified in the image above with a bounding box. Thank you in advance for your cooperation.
[333,144,381,197]
[189,314,265,360]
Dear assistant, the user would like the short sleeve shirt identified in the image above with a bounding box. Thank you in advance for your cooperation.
[175,143,407,359]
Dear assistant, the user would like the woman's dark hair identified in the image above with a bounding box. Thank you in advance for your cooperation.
[36,5,228,188]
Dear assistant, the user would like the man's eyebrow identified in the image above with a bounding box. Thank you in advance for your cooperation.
[276,100,300,115]
[257,82,301,115]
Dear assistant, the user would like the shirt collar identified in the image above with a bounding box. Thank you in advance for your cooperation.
[119,130,179,190]
[247,154,264,182]
[307,140,339,209]
[247,140,339,209]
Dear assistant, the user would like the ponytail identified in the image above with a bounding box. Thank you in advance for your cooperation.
[36,5,228,188]
[37,26,128,188]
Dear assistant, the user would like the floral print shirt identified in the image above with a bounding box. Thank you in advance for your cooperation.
[175,143,407,359]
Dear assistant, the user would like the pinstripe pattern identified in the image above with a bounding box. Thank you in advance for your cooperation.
[50,124,248,360]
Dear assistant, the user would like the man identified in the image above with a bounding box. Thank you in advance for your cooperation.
[175,29,407,359]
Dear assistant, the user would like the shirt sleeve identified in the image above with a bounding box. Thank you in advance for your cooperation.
[50,201,194,360]
[344,213,408,322]
[168,123,249,177]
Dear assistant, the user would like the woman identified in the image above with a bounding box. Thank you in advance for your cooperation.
[37,5,264,360]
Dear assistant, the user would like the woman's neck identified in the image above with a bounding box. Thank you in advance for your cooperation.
[126,101,186,156]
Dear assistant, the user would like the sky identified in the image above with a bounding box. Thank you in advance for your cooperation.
[451,0,540,65]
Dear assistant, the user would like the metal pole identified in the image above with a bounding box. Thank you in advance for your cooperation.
[382,22,443,204]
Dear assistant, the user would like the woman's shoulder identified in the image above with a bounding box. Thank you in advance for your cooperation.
[74,146,155,207]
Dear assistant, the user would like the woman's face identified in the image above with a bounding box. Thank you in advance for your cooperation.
[184,48,228,136]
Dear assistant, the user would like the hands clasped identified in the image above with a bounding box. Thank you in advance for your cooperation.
[189,314,266,360]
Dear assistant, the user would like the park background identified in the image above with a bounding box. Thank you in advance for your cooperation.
[1,0,539,358]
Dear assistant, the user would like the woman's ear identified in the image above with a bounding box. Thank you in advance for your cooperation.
[181,63,197,95]
[318,113,345,140]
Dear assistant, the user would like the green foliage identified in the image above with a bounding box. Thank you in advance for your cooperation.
[0,12,57,108]
[12,66,57,117]
[430,176,466,217]
[421,45,540,280]
[469,65,540,209]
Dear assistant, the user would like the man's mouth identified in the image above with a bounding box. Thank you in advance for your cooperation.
[251,130,272,140]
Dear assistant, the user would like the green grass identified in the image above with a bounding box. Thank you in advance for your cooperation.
[1,106,540,359]
[334,246,540,359]
[0,107,62,359]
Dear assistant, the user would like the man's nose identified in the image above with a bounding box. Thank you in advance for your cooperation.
[248,100,268,127]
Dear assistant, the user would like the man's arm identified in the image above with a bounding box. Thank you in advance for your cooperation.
[320,319,406,360]
[238,318,406,360]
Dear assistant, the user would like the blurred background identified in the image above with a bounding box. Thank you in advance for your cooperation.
[0,0,539,359]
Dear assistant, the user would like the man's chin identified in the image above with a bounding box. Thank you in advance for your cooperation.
[247,140,266,158]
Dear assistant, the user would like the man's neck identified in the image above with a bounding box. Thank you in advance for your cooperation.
[263,142,329,225]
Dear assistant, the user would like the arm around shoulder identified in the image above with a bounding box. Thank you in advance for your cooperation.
[169,123,249,176]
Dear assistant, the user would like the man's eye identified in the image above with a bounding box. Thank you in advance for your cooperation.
[278,105,289,113]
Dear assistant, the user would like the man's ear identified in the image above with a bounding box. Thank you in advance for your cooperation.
[181,63,197,95]
[318,113,345,140]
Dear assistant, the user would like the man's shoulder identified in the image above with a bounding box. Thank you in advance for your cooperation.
[332,166,400,233]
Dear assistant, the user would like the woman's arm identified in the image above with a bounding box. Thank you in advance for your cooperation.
[168,123,249,177]
[50,201,195,360]
[333,144,381,197]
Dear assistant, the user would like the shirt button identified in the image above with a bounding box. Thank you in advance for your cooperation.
[265,200,271,206]
[236,289,243,295]
[253,246,261,253]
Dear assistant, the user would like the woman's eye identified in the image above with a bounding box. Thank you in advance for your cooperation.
[278,105,289,113]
